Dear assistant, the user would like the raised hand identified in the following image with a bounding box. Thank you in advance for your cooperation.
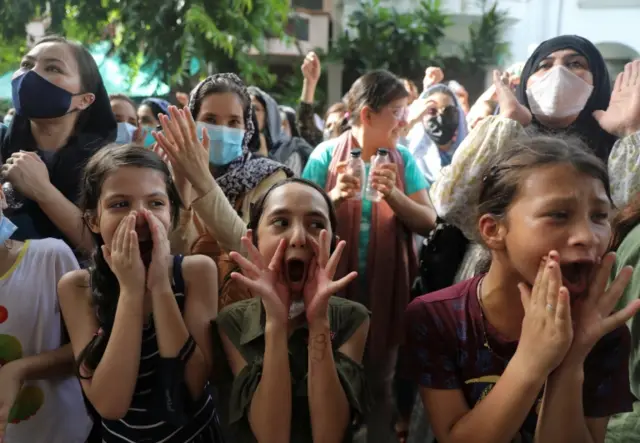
[565,252,640,364]
[153,106,214,196]
[229,231,291,325]
[593,60,640,137]
[102,212,146,295]
[301,52,321,85]
[496,70,531,125]
[303,230,358,324]
[495,70,532,127]
[423,67,444,91]
[514,252,573,378]
[143,209,172,294]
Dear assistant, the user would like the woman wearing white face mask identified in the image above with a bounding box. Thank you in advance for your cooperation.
[427,35,640,242]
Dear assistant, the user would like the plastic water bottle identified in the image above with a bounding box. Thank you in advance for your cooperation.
[365,148,390,202]
[346,149,366,200]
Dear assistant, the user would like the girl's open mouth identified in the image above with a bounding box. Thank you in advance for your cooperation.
[285,258,307,291]
[560,262,592,296]
[138,240,153,267]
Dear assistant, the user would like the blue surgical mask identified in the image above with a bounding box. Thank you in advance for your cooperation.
[12,71,78,119]
[3,115,13,126]
[142,126,156,148]
[0,216,18,244]
[196,122,245,166]
[115,122,137,145]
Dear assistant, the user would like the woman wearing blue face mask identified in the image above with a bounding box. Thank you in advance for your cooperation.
[138,98,170,147]
[153,73,293,307]
[0,35,116,254]
[109,94,145,146]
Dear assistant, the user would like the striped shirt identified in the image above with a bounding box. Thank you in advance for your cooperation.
[101,255,223,443]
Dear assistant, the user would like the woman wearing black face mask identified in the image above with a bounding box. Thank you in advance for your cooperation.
[407,84,468,186]
[0,35,116,255]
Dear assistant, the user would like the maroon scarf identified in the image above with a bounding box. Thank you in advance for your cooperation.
[326,130,417,363]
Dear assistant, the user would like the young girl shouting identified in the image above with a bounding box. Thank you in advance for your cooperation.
[217,177,370,443]
[58,144,224,442]
[402,134,640,443]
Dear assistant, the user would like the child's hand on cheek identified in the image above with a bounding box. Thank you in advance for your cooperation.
[143,209,172,294]
[513,252,573,379]
[229,231,291,327]
[303,230,358,326]
[562,252,640,367]
[102,212,146,296]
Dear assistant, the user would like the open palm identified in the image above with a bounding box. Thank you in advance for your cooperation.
[593,60,640,137]
[303,230,358,324]
[568,252,640,361]
[495,70,532,127]
[229,231,291,324]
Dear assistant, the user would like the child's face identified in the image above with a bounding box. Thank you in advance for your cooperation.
[89,166,172,262]
[256,182,332,294]
[496,163,611,297]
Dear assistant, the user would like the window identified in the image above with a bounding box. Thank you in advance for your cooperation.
[286,16,310,41]
[292,0,324,10]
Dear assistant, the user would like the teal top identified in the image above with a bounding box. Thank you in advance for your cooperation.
[302,140,427,277]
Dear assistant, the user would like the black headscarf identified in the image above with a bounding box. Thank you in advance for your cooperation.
[516,35,616,162]
[247,87,313,176]
[0,68,116,246]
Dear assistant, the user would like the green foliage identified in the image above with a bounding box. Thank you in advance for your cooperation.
[460,1,510,69]
[0,0,290,90]
[330,0,450,89]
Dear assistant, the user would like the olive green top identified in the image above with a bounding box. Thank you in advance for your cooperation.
[216,296,370,443]
[607,223,640,442]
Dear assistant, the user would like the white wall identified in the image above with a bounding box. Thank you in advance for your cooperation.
[503,0,640,67]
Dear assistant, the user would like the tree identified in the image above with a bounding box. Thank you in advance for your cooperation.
[329,0,451,93]
[460,1,510,69]
[0,0,290,90]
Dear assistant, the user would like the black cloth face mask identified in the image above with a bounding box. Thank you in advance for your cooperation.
[424,105,459,145]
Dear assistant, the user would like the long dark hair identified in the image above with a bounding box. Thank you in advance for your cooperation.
[75,144,181,378]
[247,177,338,251]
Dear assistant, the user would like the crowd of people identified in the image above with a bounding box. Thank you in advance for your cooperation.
[1,30,640,443]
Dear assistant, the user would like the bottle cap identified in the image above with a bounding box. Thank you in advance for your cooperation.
[350,149,362,157]
[377,148,389,156]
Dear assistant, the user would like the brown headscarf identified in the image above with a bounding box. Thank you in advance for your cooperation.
[326,130,417,363]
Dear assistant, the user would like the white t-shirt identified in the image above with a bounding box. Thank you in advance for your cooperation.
[0,238,92,443]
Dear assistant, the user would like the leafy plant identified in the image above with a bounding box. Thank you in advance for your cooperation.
[329,0,451,93]
[0,0,290,90]
[459,0,510,69]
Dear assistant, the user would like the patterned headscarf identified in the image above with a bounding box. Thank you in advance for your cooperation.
[188,74,292,207]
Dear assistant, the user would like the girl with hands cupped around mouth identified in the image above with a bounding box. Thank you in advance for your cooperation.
[57,144,224,442]
[216,177,370,443]
[401,134,640,443]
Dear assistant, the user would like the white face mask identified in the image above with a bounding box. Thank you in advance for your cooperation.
[288,299,306,320]
[526,65,594,119]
